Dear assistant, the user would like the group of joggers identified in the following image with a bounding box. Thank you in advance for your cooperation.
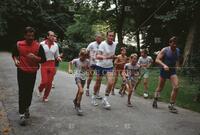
[12,27,180,126]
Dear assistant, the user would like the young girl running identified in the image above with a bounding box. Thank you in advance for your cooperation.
[68,48,90,115]
[122,54,140,107]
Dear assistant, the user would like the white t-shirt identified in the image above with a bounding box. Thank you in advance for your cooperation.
[72,58,90,80]
[124,63,140,79]
[96,41,117,68]
[138,56,153,69]
[86,41,99,66]
[40,41,60,61]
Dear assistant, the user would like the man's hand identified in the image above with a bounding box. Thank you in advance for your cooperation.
[163,65,169,71]
[68,69,73,74]
[14,58,20,66]
[57,57,62,62]
[27,53,38,62]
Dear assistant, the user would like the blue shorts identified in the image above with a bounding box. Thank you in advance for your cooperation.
[160,68,176,79]
[95,65,113,76]
[90,65,96,70]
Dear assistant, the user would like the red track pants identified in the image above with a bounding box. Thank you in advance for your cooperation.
[38,61,56,100]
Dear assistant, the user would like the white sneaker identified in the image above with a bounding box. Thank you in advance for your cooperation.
[37,90,43,98]
[96,94,103,100]
[43,98,48,102]
[102,97,111,109]
[143,92,149,98]
[91,96,98,106]
[52,83,55,88]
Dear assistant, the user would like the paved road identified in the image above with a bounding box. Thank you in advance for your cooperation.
[0,52,200,135]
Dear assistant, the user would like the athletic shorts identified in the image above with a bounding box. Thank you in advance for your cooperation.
[90,65,96,70]
[141,68,149,79]
[125,77,137,86]
[75,77,86,87]
[95,65,113,76]
[160,68,176,79]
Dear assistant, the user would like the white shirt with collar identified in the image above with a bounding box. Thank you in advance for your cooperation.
[40,40,60,61]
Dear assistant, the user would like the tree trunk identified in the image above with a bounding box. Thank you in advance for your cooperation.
[136,30,140,52]
[115,0,126,48]
[182,22,196,67]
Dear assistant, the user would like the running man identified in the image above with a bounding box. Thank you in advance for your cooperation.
[52,35,63,88]
[86,33,102,96]
[112,47,128,95]
[91,31,117,109]
[122,54,140,107]
[138,49,153,98]
[12,27,46,126]
[68,48,90,115]
[152,36,180,113]
[38,31,62,102]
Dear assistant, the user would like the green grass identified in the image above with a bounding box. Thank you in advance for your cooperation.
[58,61,200,113]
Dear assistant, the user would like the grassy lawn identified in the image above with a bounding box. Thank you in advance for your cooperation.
[58,61,200,113]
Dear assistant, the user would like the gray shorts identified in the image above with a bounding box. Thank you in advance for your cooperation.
[75,77,86,87]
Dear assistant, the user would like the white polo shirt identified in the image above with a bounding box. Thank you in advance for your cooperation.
[86,41,100,66]
[96,40,117,68]
[40,40,60,61]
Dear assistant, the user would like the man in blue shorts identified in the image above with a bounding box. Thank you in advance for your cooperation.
[91,31,117,109]
[152,36,180,113]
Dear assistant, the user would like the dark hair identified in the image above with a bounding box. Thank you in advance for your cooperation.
[24,27,35,34]
[141,49,148,54]
[121,47,126,51]
[169,36,177,43]
[106,31,115,36]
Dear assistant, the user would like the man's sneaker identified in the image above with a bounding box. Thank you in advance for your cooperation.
[152,99,158,108]
[127,102,133,107]
[25,109,30,118]
[168,103,178,113]
[52,83,55,88]
[91,96,98,106]
[96,94,103,100]
[19,114,26,126]
[76,105,83,116]
[37,90,43,98]
[86,90,90,96]
[43,98,48,102]
[73,99,77,109]
[143,92,149,98]
[102,97,111,109]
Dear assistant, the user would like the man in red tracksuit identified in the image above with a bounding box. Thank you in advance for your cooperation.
[12,27,46,126]
[38,31,62,102]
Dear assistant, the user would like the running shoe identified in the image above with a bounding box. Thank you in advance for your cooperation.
[19,114,26,126]
[152,99,158,108]
[102,97,111,109]
[76,105,83,116]
[96,94,103,100]
[91,95,98,106]
[143,92,149,98]
[127,102,133,107]
[168,103,178,113]
[43,98,48,102]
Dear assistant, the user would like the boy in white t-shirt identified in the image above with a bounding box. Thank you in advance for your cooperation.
[91,31,117,109]
[68,48,90,115]
[138,49,153,98]
[122,54,140,107]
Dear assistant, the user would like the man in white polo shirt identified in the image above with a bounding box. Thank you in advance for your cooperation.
[91,31,117,109]
[86,33,102,97]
